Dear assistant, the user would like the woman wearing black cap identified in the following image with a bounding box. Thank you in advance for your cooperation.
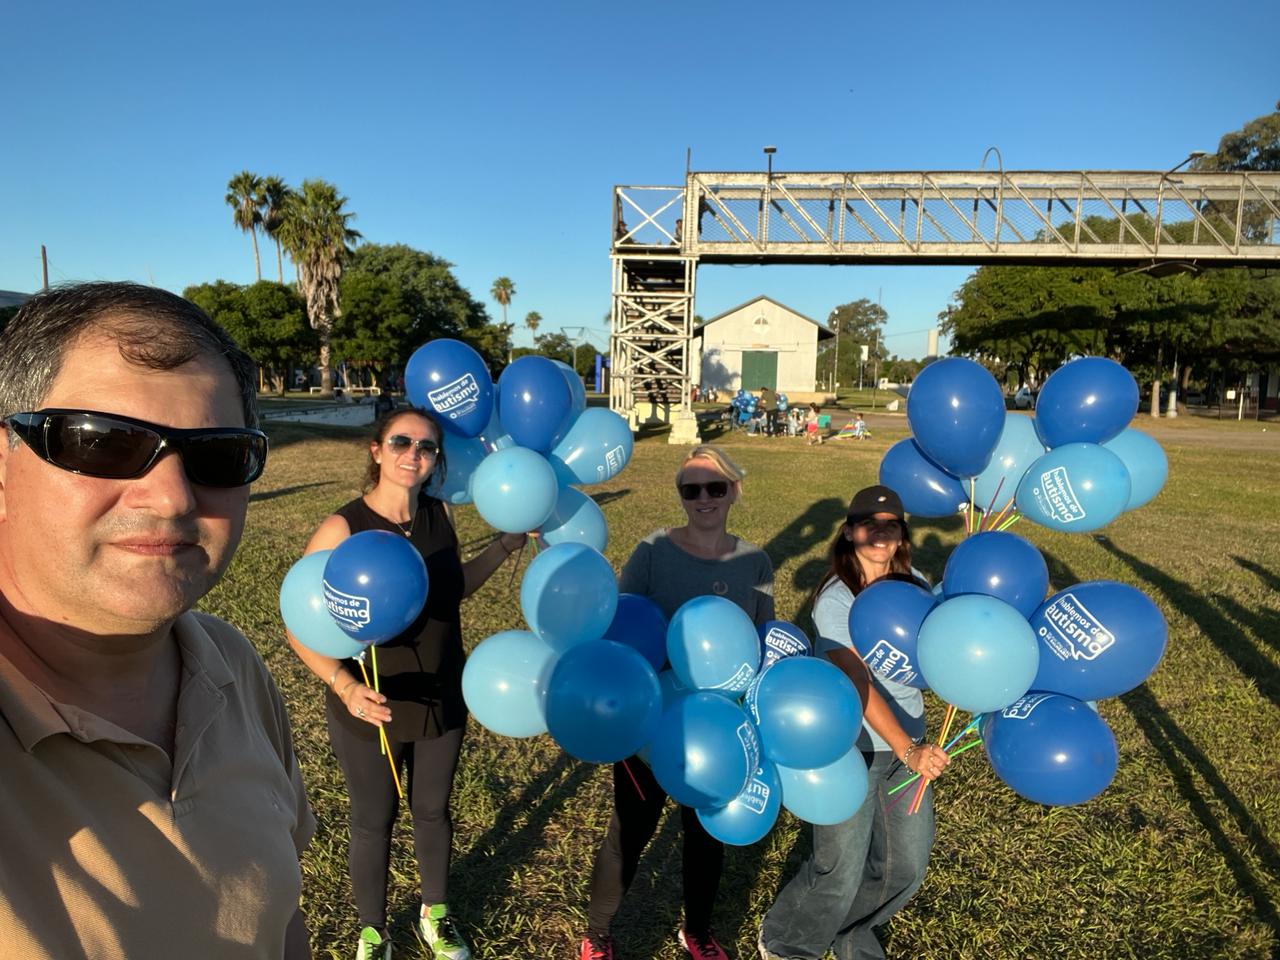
[757,484,949,960]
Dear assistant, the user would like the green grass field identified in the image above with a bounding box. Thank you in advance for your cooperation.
[200,414,1280,960]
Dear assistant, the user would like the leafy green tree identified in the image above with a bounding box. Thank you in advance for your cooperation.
[260,176,293,283]
[225,171,264,281]
[332,273,415,388]
[1195,101,1280,172]
[818,298,888,386]
[276,180,360,395]
[184,281,313,393]
[344,243,490,342]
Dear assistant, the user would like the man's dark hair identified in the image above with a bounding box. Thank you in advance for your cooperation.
[0,282,259,432]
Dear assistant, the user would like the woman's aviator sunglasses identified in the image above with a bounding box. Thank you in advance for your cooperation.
[385,434,439,455]
[4,408,268,488]
[678,480,730,501]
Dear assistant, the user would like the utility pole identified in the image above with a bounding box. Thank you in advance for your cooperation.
[41,245,49,291]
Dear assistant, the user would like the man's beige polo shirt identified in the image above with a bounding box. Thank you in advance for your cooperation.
[0,610,315,959]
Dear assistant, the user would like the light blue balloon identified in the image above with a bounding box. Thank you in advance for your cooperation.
[777,743,870,826]
[471,446,559,533]
[697,761,783,846]
[667,596,761,695]
[427,430,487,505]
[972,414,1045,510]
[519,542,618,651]
[549,408,634,486]
[1102,428,1168,511]
[1015,443,1132,533]
[917,595,1039,714]
[539,486,608,552]
[461,629,559,738]
[279,550,368,658]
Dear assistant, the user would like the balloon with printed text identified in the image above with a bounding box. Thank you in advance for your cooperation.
[667,595,761,695]
[322,530,429,644]
[280,550,368,658]
[648,692,761,808]
[404,339,494,438]
[697,761,783,846]
[848,578,936,690]
[1030,581,1168,701]
[1015,443,1131,533]
[757,620,812,672]
[548,408,634,487]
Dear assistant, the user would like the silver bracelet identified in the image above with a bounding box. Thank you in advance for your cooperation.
[901,741,924,766]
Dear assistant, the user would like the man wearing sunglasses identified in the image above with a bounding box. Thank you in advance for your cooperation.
[0,283,313,959]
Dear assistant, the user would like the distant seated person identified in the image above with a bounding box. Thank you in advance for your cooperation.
[373,390,395,416]
[852,412,868,439]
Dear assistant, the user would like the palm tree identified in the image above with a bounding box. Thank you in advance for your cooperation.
[260,176,292,283]
[276,180,361,396]
[225,171,265,281]
[491,278,515,363]
[525,310,542,336]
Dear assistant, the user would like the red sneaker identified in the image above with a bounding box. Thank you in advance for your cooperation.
[679,928,731,959]
[580,933,615,960]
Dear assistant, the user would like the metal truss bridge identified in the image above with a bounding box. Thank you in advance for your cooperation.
[609,169,1280,439]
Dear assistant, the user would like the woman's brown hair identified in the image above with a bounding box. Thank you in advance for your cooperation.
[363,405,448,493]
[808,518,914,609]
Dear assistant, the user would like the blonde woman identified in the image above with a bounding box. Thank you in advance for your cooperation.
[580,446,775,960]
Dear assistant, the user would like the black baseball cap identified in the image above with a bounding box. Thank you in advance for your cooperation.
[847,485,905,524]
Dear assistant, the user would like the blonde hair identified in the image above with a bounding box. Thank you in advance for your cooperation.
[676,444,747,487]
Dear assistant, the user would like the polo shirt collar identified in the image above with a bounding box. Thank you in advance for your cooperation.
[0,611,236,753]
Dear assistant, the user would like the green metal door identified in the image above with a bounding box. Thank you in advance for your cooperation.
[741,351,778,391]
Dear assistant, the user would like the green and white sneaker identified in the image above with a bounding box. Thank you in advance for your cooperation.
[356,926,391,960]
[420,904,471,960]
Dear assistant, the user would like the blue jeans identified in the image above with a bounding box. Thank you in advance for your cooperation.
[760,752,935,960]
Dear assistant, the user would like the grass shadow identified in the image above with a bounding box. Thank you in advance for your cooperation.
[1096,540,1280,708]
[1233,555,1280,593]
[1044,549,1280,947]
[608,807,688,954]
[906,514,966,585]
[249,480,336,503]
[591,489,633,508]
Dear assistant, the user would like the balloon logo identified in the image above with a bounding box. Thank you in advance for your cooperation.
[405,339,495,438]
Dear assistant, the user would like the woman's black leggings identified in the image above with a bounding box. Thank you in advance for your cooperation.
[587,757,724,938]
[328,712,465,930]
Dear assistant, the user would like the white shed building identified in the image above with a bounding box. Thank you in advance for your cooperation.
[695,295,833,395]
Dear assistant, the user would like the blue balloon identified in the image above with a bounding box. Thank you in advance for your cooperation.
[280,551,367,658]
[545,640,663,763]
[753,657,863,769]
[405,338,494,438]
[757,620,812,671]
[667,596,761,695]
[498,355,574,453]
[427,430,487,505]
[917,595,1039,713]
[538,486,608,552]
[551,359,588,415]
[471,446,559,533]
[461,630,559,738]
[520,542,618,651]
[697,761,783,846]
[942,531,1049,620]
[1030,581,1168,701]
[549,408,634,486]
[972,414,1045,513]
[848,578,937,690]
[648,693,760,808]
[1034,357,1138,448]
[879,439,968,518]
[1015,443,1132,534]
[1102,428,1168,511]
[906,357,1006,477]
[322,531,429,643]
[603,594,669,671]
[982,693,1118,806]
[777,743,870,826]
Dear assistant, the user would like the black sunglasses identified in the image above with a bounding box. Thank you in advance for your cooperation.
[678,480,730,501]
[5,408,268,488]
[386,434,440,455]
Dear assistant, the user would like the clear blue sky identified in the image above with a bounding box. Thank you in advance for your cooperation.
[2,0,1276,359]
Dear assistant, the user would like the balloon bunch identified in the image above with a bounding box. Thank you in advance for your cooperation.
[870,356,1171,807]
[405,339,634,548]
[280,530,431,796]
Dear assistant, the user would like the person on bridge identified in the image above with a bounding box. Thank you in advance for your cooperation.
[580,446,774,960]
